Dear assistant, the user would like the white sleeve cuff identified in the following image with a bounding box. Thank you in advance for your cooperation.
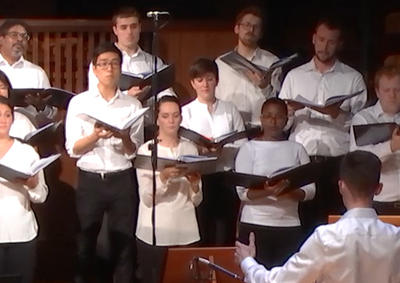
[240,256,258,273]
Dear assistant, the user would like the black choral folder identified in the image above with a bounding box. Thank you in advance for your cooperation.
[285,89,364,109]
[119,64,175,101]
[353,123,397,146]
[221,161,324,195]
[9,87,75,110]
[178,126,261,149]
[133,154,218,175]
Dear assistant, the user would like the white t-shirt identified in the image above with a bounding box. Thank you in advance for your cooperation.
[235,140,315,227]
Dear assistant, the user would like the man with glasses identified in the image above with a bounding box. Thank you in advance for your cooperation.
[0,19,56,126]
[88,6,175,98]
[0,19,50,89]
[65,42,143,283]
[215,6,282,125]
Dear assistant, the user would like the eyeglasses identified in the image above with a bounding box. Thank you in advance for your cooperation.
[6,31,30,41]
[239,22,262,31]
[95,60,121,69]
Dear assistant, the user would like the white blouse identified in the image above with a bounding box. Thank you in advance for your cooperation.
[136,139,203,246]
[0,140,48,243]
[235,140,315,227]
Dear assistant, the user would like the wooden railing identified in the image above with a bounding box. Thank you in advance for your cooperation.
[2,19,235,98]
[4,19,235,187]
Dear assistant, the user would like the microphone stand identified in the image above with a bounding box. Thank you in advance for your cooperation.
[149,12,168,246]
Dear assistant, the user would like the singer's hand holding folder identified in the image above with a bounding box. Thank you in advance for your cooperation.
[79,107,149,133]
[285,89,364,110]
[119,64,175,102]
[220,51,298,79]
[9,87,75,110]
[134,154,218,175]
[222,161,323,195]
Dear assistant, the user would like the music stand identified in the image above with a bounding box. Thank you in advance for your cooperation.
[162,247,243,283]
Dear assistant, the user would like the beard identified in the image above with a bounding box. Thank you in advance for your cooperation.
[239,32,259,48]
[11,43,24,58]
[315,50,336,64]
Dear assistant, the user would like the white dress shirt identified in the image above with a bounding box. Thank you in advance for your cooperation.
[350,102,400,201]
[65,88,143,173]
[240,208,400,283]
[215,47,281,124]
[0,140,48,243]
[181,98,245,140]
[88,46,175,98]
[0,54,50,89]
[136,139,202,246]
[235,140,315,227]
[279,58,367,156]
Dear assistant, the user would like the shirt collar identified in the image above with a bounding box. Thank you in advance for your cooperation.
[195,97,218,108]
[372,101,400,120]
[233,46,260,61]
[303,57,341,74]
[341,207,378,220]
[372,101,385,118]
[0,53,25,68]
[115,43,143,59]
[91,86,122,104]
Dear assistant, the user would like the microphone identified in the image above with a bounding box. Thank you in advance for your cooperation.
[146,11,170,18]
[195,257,243,280]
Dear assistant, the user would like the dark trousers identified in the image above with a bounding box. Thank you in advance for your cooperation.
[299,155,344,236]
[75,169,137,283]
[136,239,168,283]
[0,239,37,283]
[238,223,304,269]
[197,173,240,246]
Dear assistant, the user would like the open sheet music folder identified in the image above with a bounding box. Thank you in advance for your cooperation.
[220,51,298,77]
[9,87,75,109]
[285,89,364,109]
[353,123,397,146]
[220,160,326,195]
[119,64,175,101]
[79,107,149,132]
[133,154,218,175]
[178,126,261,149]
[11,121,63,146]
[0,153,61,181]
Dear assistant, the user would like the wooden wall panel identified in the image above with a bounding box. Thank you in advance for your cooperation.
[0,19,235,187]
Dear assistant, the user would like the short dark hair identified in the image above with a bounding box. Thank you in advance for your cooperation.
[261,97,287,115]
[0,19,30,36]
[315,17,343,37]
[0,96,14,118]
[189,58,219,82]
[92,42,122,66]
[340,150,381,198]
[112,6,141,26]
[156,95,182,118]
[235,5,264,25]
[374,66,400,89]
[0,70,12,90]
